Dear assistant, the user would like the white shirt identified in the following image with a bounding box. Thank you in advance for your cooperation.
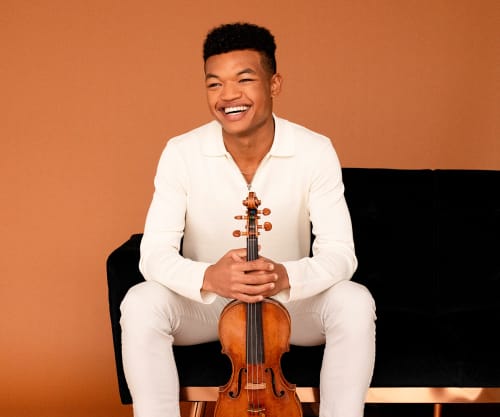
[139,116,357,303]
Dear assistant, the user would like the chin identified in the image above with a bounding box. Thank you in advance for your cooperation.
[219,120,251,136]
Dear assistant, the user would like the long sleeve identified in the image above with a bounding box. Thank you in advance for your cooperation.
[139,138,212,303]
[277,138,357,302]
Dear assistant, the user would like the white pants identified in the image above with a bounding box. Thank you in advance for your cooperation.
[120,280,376,417]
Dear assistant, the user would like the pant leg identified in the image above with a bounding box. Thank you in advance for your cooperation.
[285,280,376,417]
[120,280,228,417]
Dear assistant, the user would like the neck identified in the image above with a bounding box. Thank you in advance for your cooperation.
[223,117,275,179]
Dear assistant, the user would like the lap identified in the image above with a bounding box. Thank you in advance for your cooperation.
[284,280,375,346]
[122,279,374,347]
[121,280,229,345]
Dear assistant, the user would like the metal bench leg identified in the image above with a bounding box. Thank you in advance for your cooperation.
[433,403,442,417]
[187,401,208,417]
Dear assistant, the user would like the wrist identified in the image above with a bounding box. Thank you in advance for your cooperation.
[202,264,215,292]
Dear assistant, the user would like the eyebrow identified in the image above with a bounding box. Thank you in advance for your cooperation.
[205,68,257,81]
[237,68,257,76]
[205,73,219,81]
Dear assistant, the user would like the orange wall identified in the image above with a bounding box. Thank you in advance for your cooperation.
[1,1,498,415]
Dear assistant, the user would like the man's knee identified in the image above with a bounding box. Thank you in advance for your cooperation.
[120,281,174,330]
[327,280,376,325]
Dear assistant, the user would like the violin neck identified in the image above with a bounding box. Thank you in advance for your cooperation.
[247,235,259,262]
[246,234,265,364]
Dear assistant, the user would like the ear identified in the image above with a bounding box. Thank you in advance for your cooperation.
[270,73,283,98]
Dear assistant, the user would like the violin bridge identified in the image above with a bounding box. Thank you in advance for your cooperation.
[245,382,267,390]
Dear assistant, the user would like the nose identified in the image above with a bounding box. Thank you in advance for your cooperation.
[220,81,242,101]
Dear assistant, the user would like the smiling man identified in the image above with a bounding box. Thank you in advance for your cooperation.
[120,23,376,417]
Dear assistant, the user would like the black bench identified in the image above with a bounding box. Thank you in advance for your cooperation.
[107,168,500,416]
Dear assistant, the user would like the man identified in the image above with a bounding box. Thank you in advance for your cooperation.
[120,22,376,417]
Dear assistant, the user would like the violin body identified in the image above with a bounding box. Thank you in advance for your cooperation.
[214,192,302,417]
[215,298,302,417]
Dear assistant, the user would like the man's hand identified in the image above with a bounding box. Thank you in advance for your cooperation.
[202,249,290,303]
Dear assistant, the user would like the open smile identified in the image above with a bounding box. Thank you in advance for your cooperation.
[223,105,250,115]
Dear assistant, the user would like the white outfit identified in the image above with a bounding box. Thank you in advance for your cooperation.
[120,116,376,417]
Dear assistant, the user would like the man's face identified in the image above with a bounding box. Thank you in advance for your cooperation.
[204,49,282,138]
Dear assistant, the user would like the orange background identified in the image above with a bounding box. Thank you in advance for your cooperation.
[1,1,498,415]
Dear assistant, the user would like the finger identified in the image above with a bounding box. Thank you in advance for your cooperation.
[229,248,247,262]
[246,259,274,272]
[245,273,278,286]
[241,281,276,295]
[235,293,265,303]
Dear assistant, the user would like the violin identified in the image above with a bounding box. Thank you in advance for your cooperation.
[214,192,303,417]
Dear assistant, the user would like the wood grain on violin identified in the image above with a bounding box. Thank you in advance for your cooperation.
[215,192,303,417]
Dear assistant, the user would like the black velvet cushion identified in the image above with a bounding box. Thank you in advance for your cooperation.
[343,169,439,386]
[107,168,500,404]
[435,170,500,313]
[107,234,144,404]
[343,168,436,312]
[434,170,500,386]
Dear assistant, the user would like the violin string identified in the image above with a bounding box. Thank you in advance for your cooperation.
[246,198,263,413]
[249,233,259,412]
[253,244,256,409]
[248,235,254,411]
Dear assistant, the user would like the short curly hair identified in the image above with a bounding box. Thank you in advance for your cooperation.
[203,23,277,74]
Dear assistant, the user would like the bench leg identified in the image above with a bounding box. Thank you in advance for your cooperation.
[187,401,208,417]
[433,403,442,417]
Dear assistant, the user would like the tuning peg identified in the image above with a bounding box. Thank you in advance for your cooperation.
[258,222,272,232]
[233,230,249,237]
[259,208,271,216]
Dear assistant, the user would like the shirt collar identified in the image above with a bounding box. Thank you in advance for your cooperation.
[201,115,295,157]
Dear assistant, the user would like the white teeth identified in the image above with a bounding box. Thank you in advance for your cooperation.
[224,106,249,114]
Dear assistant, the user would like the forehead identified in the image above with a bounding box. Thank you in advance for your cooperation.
[204,49,266,77]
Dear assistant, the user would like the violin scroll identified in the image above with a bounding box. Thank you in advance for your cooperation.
[232,191,272,238]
